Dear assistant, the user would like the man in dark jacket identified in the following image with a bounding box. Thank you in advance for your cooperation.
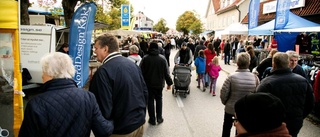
[256,52,314,137]
[213,37,221,56]
[140,42,173,125]
[89,34,148,136]
[19,52,113,137]
[194,40,206,60]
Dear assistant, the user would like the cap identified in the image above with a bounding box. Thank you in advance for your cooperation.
[235,92,285,133]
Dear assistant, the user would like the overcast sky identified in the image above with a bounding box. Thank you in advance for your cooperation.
[129,0,208,29]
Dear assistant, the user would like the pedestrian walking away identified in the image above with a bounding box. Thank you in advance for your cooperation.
[208,56,221,96]
[204,43,217,88]
[89,34,148,137]
[194,50,206,91]
[140,42,173,126]
[220,52,260,137]
[19,52,114,137]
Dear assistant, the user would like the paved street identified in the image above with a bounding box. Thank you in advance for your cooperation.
[142,49,320,137]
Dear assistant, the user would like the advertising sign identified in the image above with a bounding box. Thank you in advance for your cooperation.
[248,0,260,29]
[274,0,291,30]
[68,2,97,88]
[121,4,130,27]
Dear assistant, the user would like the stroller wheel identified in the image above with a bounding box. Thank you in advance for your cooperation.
[183,93,187,98]
[187,86,190,94]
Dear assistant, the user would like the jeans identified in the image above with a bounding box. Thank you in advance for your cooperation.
[205,73,211,85]
[224,52,231,64]
[147,87,163,122]
[222,112,234,137]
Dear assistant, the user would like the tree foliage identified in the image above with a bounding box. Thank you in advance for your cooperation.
[20,0,132,30]
[176,11,203,35]
[94,0,132,30]
[153,18,169,34]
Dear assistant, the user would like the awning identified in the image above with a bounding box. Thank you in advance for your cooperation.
[200,30,214,36]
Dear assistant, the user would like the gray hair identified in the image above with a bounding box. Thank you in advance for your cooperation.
[129,45,139,54]
[286,50,299,59]
[273,52,289,69]
[95,34,119,53]
[237,52,250,69]
[40,52,75,78]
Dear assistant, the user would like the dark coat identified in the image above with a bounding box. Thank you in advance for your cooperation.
[194,44,206,60]
[140,47,173,88]
[256,57,272,80]
[187,43,195,55]
[89,53,148,134]
[19,79,113,137]
[256,68,314,135]
[292,64,308,80]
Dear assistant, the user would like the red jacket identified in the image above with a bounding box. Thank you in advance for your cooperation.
[204,49,216,73]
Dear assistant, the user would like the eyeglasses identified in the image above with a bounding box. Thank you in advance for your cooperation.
[232,116,238,123]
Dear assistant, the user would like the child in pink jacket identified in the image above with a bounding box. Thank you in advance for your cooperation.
[208,56,221,96]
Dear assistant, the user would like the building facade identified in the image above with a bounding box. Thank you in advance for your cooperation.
[133,11,154,31]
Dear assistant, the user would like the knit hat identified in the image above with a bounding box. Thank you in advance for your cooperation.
[234,92,286,133]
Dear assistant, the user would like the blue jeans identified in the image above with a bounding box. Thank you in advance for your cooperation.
[224,52,231,64]
[205,73,211,85]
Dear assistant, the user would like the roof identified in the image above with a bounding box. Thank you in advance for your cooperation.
[216,0,241,14]
[213,0,221,13]
[241,0,320,24]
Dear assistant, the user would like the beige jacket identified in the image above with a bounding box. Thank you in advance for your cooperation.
[220,69,259,114]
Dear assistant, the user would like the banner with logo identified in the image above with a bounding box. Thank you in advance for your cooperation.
[121,4,130,29]
[274,0,291,30]
[69,2,97,88]
[248,0,260,29]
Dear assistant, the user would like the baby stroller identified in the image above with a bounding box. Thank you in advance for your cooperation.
[172,65,192,97]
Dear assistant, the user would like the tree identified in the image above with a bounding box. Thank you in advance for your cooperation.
[20,0,30,25]
[189,19,203,35]
[176,11,203,35]
[62,0,84,27]
[153,18,169,33]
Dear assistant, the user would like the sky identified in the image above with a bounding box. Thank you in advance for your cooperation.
[129,0,208,29]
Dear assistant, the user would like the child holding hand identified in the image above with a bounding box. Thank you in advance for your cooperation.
[208,56,221,96]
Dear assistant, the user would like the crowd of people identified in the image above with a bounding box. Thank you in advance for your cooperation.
[18,33,316,137]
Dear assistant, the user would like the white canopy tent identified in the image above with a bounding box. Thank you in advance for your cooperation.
[273,26,320,32]
[221,23,248,35]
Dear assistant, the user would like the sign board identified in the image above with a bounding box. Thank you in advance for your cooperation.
[20,25,56,83]
[121,4,130,29]
[263,0,305,14]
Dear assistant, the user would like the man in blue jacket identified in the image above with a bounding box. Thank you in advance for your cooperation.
[89,34,148,136]
[140,42,173,125]
[256,52,314,137]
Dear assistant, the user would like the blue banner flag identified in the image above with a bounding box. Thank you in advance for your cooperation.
[121,4,130,27]
[274,0,291,30]
[248,0,260,29]
[68,2,97,88]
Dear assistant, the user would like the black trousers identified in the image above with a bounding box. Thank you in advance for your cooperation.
[222,112,234,137]
[147,87,163,121]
